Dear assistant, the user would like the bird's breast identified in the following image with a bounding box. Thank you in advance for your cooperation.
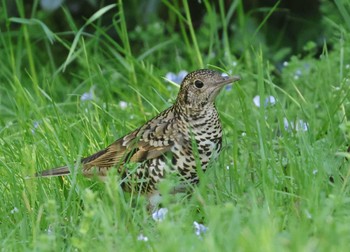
[172,108,223,176]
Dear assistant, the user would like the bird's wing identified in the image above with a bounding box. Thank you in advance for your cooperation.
[81,108,181,175]
[36,107,180,178]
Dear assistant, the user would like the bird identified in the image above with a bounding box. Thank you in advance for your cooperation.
[36,69,240,207]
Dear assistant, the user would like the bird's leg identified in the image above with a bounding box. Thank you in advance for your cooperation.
[147,190,162,212]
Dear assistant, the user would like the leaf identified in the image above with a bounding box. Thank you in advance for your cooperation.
[9,17,56,44]
[63,4,117,71]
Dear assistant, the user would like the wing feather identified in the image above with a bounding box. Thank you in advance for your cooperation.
[81,108,181,175]
[37,107,181,178]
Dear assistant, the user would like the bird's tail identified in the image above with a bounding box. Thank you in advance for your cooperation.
[34,145,116,178]
[35,165,71,177]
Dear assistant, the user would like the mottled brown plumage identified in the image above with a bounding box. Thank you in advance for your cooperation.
[37,69,240,204]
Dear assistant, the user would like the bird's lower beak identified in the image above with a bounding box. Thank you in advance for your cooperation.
[208,75,241,101]
[216,75,241,86]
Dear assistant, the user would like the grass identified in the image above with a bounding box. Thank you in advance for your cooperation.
[1,0,350,251]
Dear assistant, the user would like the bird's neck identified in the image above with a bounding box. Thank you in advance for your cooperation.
[173,102,219,125]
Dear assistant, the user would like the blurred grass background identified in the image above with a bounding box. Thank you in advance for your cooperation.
[1,0,350,251]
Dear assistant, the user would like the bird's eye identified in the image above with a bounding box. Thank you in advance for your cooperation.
[194,80,204,88]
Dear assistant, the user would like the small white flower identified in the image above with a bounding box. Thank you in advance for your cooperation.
[208,52,216,58]
[221,73,228,77]
[221,73,233,91]
[178,70,188,80]
[241,132,247,137]
[135,25,142,33]
[283,118,290,130]
[295,120,309,132]
[81,92,93,101]
[253,96,261,107]
[304,210,312,219]
[193,221,208,236]
[31,121,40,134]
[165,71,188,85]
[283,61,289,67]
[40,0,64,11]
[10,207,19,214]
[47,224,54,235]
[253,95,276,107]
[137,234,149,242]
[345,64,350,69]
[225,85,232,91]
[293,69,302,80]
[119,101,128,109]
[312,169,318,175]
[283,118,309,132]
[226,165,230,170]
[295,69,302,76]
[165,72,176,82]
[33,121,40,128]
[267,96,276,105]
[152,208,168,222]
[81,86,95,101]
[232,61,238,67]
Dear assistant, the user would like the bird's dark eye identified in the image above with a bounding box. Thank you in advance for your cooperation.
[194,80,204,88]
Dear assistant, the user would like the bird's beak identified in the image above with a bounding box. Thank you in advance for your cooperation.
[216,75,241,86]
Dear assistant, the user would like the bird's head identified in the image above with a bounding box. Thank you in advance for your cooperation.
[176,69,240,110]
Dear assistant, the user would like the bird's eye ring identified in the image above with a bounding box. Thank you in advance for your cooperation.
[194,80,204,88]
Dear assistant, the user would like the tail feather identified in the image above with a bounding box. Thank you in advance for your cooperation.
[34,143,124,178]
[36,165,71,177]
